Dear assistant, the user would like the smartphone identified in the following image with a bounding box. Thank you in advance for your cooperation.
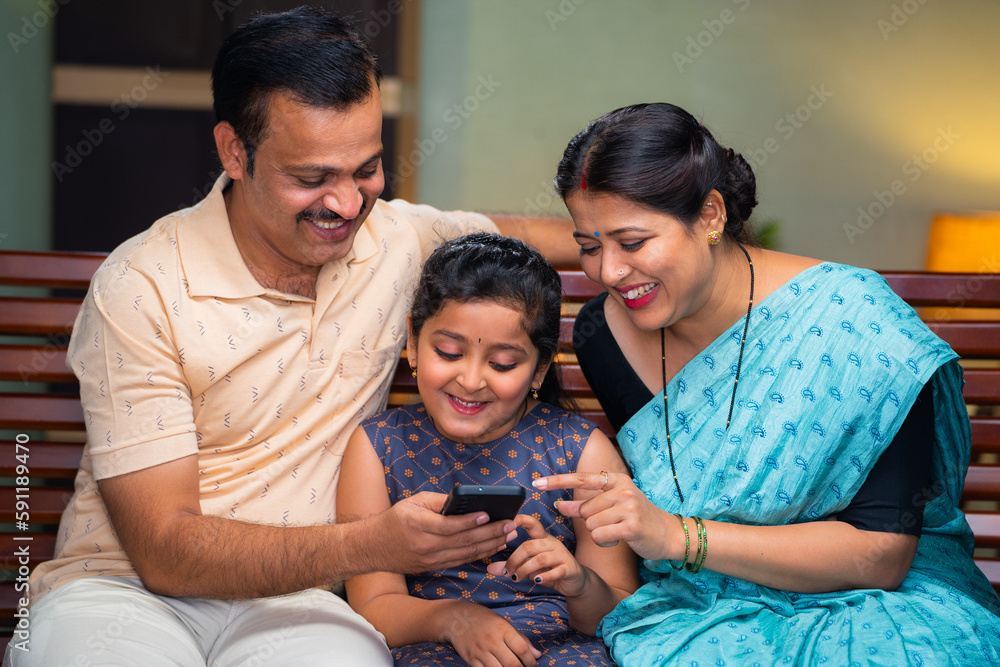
[440,485,527,521]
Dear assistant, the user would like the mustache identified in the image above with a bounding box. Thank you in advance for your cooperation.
[296,200,368,224]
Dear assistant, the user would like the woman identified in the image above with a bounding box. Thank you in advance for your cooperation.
[538,103,1000,665]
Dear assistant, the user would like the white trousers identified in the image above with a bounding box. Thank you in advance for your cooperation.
[3,577,392,667]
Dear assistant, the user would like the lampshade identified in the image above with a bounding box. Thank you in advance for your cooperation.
[926,211,1000,273]
[924,211,1000,321]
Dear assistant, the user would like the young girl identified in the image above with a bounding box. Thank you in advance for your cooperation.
[338,233,637,667]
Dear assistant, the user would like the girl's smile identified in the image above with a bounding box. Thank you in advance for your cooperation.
[407,299,549,444]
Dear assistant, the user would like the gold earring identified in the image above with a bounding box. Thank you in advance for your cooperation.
[531,387,539,400]
[411,368,417,378]
[707,230,722,246]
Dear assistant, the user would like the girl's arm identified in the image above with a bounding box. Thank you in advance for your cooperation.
[338,426,463,645]
[564,429,640,633]
[338,426,542,665]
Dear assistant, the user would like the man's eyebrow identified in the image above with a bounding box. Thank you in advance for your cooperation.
[288,150,383,174]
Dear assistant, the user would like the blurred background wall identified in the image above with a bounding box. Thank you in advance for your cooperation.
[416,0,1000,270]
[3,0,999,270]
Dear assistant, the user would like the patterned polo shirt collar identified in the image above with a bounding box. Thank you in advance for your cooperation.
[176,174,379,301]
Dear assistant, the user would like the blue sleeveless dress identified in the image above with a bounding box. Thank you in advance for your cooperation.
[362,402,614,666]
[597,263,1000,666]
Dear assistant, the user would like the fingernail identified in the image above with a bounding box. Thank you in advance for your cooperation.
[503,569,508,576]
[532,479,548,489]
[506,530,517,542]
[534,576,542,583]
[476,514,489,525]
[553,499,561,508]
[510,573,518,582]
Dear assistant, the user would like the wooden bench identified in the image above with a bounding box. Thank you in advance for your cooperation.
[2,248,998,650]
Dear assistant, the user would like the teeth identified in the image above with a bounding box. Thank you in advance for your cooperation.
[624,283,655,300]
[309,218,346,230]
[452,396,485,407]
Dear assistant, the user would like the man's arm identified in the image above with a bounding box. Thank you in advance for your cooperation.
[98,455,514,598]
[488,214,579,267]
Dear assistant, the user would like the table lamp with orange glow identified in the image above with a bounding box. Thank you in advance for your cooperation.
[925,210,1000,320]
[926,211,1000,273]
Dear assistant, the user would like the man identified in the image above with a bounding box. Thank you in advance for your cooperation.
[9,7,575,665]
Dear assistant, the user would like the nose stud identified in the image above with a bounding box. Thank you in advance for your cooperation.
[617,269,625,276]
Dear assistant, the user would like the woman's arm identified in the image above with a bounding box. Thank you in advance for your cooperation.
[489,428,640,635]
[541,471,918,594]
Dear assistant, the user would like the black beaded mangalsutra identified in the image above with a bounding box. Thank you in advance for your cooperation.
[661,243,754,503]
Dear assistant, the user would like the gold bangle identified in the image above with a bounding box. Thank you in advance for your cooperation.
[670,513,689,571]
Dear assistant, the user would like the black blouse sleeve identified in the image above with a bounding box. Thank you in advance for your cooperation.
[835,374,936,536]
[573,293,937,537]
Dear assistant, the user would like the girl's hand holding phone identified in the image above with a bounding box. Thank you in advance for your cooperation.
[486,514,590,599]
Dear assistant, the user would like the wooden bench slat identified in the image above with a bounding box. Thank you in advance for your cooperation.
[0,297,83,336]
[883,272,1000,308]
[925,321,1000,358]
[0,441,84,478]
[556,268,603,302]
[974,558,1000,595]
[962,369,1000,406]
[0,487,74,525]
[966,513,1000,549]
[0,534,58,568]
[0,393,85,431]
[963,465,1000,501]
[971,416,1000,455]
[0,345,73,384]
[0,250,105,290]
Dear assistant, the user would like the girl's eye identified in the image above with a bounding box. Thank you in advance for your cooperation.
[490,361,518,372]
[621,240,646,252]
[579,245,600,256]
[433,347,461,361]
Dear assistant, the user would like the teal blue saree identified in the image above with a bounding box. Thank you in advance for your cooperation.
[599,263,1000,666]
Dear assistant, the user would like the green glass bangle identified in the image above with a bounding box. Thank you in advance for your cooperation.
[686,516,708,573]
[670,513,689,571]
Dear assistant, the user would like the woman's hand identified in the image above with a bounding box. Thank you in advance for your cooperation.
[534,472,678,562]
[444,602,542,667]
[486,514,589,598]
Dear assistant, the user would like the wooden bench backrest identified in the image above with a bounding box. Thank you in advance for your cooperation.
[1,249,999,642]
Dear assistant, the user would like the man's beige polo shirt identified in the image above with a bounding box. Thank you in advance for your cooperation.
[30,176,496,599]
